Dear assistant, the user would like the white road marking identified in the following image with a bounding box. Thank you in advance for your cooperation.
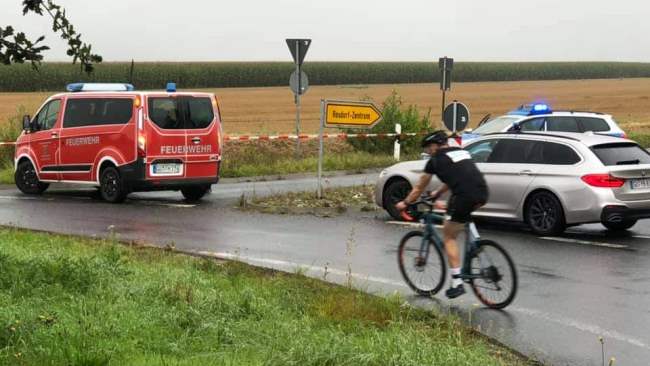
[386,221,443,229]
[631,235,650,240]
[197,249,649,351]
[540,237,628,249]
[565,229,650,241]
[197,251,408,288]
[510,306,650,350]
[0,195,37,200]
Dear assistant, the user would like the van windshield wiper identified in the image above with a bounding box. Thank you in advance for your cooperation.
[616,159,640,165]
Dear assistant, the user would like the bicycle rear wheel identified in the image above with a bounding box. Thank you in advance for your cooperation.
[398,231,446,296]
[468,240,518,309]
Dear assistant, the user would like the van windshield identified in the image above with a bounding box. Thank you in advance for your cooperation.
[148,97,214,130]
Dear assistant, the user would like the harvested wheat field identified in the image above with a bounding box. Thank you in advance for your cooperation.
[1,78,650,135]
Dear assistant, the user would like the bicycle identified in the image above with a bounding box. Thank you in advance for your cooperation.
[397,197,518,309]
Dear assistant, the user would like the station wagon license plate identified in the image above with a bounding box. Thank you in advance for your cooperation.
[631,178,650,190]
[153,163,181,175]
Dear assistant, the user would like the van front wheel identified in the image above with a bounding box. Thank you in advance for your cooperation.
[15,161,49,195]
[100,167,127,203]
[181,185,211,202]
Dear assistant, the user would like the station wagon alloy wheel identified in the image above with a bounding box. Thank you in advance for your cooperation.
[384,179,412,220]
[526,191,566,235]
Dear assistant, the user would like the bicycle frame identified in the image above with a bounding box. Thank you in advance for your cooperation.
[419,211,484,279]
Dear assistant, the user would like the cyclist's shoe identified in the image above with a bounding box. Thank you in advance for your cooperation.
[445,284,466,299]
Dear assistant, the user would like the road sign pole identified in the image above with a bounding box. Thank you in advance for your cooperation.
[295,41,301,156]
[441,90,446,129]
[452,101,457,133]
[317,99,325,199]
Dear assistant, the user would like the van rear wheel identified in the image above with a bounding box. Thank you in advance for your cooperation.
[100,167,127,203]
[181,185,211,202]
[15,160,49,195]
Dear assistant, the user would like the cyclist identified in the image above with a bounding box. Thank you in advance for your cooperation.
[396,130,489,299]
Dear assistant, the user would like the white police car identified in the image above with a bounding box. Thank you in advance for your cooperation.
[461,104,626,145]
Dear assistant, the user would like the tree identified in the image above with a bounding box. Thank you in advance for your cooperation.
[0,0,101,73]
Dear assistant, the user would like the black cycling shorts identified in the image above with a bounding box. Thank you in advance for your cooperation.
[446,195,485,224]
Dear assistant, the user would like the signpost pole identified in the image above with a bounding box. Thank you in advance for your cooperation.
[317,100,325,199]
[295,41,301,156]
[452,101,457,133]
[441,89,446,129]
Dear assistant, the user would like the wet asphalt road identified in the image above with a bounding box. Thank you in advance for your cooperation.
[0,175,649,366]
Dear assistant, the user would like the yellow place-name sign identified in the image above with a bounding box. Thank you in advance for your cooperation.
[324,100,382,128]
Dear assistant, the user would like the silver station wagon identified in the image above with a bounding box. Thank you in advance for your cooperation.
[376,132,650,235]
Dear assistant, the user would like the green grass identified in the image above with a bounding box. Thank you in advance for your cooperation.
[0,164,12,185]
[222,151,400,178]
[4,61,650,92]
[0,227,532,365]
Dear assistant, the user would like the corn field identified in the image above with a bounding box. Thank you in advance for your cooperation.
[2,62,650,92]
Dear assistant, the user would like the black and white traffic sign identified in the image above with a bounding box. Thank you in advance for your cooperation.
[438,57,453,91]
[443,101,469,132]
[289,70,309,95]
[286,39,311,66]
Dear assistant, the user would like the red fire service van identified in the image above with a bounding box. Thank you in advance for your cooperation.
[14,83,223,203]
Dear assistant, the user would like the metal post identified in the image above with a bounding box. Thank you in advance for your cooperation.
[441,90,446,129]
[441,59,447,129]
[394,123,401,161]
[317,100,325,199]
[295,41,301,156]
[452,101,457,133]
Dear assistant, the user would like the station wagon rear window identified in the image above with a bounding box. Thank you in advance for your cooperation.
[63,98,133,128]
[148,97,214,130]
[592,143,650,166]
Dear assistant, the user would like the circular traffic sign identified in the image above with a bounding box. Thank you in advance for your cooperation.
[443,101,470,132]
[289,70,309,95]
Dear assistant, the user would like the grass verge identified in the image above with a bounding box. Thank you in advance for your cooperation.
[0,163,12,185]
[240,185,377,216]
[0,227,533,365]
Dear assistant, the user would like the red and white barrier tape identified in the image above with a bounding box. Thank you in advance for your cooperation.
[1,132,455,146]
[223,132,425,142]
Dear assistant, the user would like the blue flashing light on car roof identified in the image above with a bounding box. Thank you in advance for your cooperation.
[507,103,552,116]
[66,83,135,92]
[166,82,177,92]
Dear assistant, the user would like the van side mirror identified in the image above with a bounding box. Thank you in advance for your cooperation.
[22,115,31,131]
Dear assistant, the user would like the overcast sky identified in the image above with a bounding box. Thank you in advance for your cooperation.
[4,0,650,62]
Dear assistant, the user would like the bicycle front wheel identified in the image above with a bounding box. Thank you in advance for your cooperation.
[468,240,518,309]
[398,231,446,296]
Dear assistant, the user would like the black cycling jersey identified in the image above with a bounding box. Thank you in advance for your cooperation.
[424,147,488,201]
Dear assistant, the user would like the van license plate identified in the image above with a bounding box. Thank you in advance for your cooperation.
[153,163,181,175]
[631,178,650,190]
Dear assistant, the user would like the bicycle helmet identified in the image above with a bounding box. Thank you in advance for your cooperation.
[421,130,448,148]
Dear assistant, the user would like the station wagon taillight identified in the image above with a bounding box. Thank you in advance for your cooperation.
[581,174,625,188]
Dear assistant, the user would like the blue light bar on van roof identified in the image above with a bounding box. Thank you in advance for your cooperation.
[507,103,552,116]
[166,82,177,92]
[66,83,135,92]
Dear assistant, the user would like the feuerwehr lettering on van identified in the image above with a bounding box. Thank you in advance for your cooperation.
[65,136,100,146]
[160,145,213,154]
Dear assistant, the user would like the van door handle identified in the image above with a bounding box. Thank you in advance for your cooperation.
[519,170,534,176]
[51,132,58,138]
[191,137,201,144]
